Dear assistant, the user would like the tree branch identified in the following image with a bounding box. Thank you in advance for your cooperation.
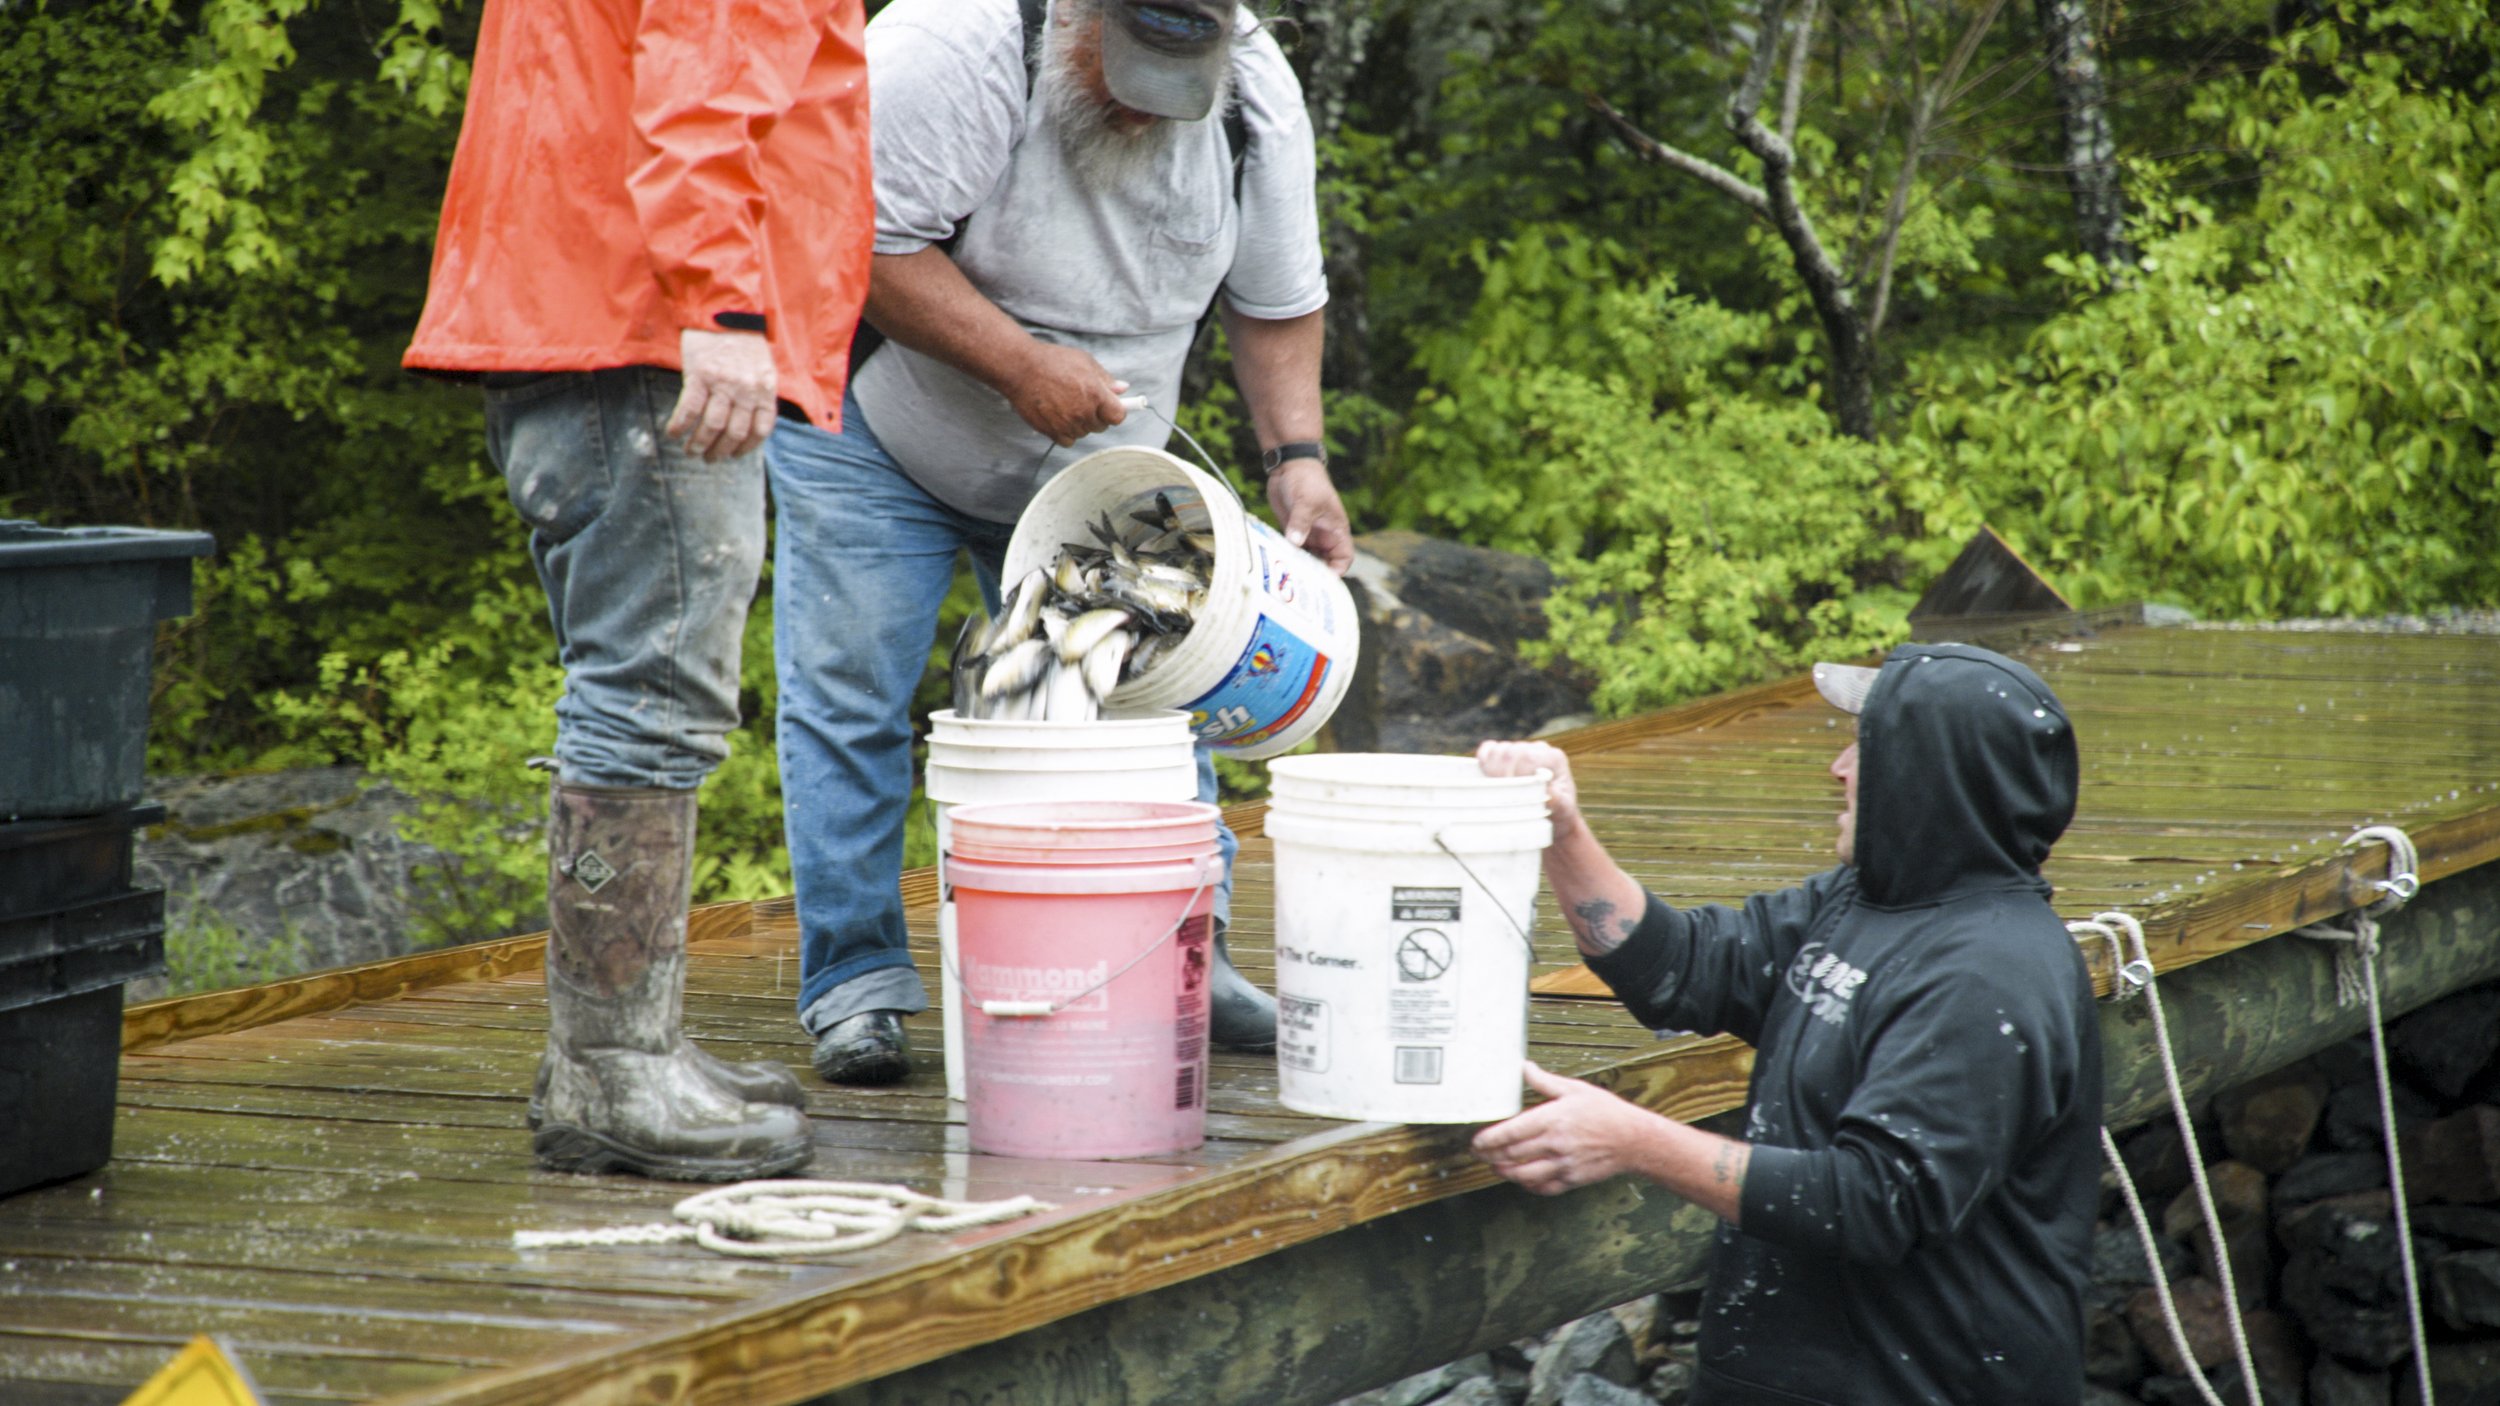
[1585,95,1769,215]
[1779,0,1820,146]
[1725,0,1873,439]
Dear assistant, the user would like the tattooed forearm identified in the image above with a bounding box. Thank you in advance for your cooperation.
[1571,899,1627,954]
[1712,1138,1749,1190]
[1569,898,1641,955]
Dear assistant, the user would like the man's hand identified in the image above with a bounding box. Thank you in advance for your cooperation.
[1267,458,1354,573]
[1009,342,1131,447]
[668,328,778,461]
[1475,1062,1751,1220]
[1473,1062,1668,1196]
[1475,739,1582,838]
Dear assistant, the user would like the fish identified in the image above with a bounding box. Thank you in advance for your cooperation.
[954,491,1218,721]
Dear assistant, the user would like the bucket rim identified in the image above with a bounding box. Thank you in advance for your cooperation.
[947,798,1221,836]
[1267,752,1551,791]
[928,707,1192,735]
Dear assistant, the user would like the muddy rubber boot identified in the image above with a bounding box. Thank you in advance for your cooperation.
[534,781,812,1180]
[526,1041,803,1130]
[1207,920,1277,1052]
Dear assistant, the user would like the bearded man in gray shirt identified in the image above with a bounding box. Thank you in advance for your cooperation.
[769,0,1354,1085]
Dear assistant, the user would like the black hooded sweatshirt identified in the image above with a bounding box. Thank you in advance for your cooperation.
[1586,643,2103,1406]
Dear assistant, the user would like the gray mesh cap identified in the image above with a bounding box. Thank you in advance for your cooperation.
[1812,661,1881,715]
[1098,0,1236,121]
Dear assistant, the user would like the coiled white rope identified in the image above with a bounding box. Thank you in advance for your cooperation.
[513,1180,1054,1259]
[2291,825,2434,1406]
[2072,912,2260,1406]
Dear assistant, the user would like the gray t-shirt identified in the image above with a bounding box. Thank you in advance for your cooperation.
[852,0,1328,523]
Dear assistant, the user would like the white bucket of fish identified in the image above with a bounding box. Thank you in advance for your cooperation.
[971,447,1358,761]
[926,708,1198,1103]
[1263,754,1551,1124]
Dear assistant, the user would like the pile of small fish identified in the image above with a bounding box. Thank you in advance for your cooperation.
[951,493,1215,721]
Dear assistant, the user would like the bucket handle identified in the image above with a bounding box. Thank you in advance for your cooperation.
[1429,832,1540,955]
[949,857,1223,1019]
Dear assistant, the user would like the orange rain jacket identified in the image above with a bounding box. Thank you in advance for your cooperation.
[404,0,873,430]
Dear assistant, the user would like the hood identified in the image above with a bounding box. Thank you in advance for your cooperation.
[1853,642,2078,907]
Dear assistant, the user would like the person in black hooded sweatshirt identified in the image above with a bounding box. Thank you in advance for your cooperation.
[1473,642,2102,1406]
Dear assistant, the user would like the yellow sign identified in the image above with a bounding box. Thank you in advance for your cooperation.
[120,1337,265,1406]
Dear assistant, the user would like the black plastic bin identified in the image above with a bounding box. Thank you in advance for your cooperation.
[0,521,213,820]
[0,880,166,1196]
[0,803,166,922]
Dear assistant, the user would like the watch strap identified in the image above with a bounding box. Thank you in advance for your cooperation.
[1259,440,1327,478]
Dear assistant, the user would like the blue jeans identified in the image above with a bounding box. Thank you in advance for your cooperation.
[485,368,765,790]
[769,396,1234,1037]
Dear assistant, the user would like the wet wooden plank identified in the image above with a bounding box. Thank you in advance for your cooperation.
[21,622,2498,1406]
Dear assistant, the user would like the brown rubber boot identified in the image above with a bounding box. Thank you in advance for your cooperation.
[534,781,811,1180]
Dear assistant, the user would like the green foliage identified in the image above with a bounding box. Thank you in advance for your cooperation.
[1903,2,2500,617]
[162,893,308,995]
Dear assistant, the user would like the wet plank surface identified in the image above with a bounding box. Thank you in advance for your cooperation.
[8,624,2500,1405]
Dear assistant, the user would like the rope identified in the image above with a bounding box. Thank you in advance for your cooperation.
[2099,1126,2228,1406]
[513,1180,1054,1259]
[2071,912,2261,1404]
[2291,825,2434,1406]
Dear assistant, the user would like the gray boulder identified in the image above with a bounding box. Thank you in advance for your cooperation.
[1332,531,1593,756]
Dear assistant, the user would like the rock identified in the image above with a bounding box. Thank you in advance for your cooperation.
[2246,1308,2310,1406]
[1490,1345,1534,1400]
[2407,1203,2500,1251]
[2126,1275,2237,1376]
[2218,1064,2331,1174]
[1643,1359,1694,1405]
[2140,1362,2294,1406]
[2324,1081,2438,1153]
[2431,1249,2500,1331]
[2403,1342,2500,1406]
[2400,1105,2500,1204]
[1346,1355,1499,1406]
[2093,1219,2192,1289]
[2084,1287,2147,1386]
[1332,532,1593,756]
[2281,1199,2413,1367]
[2162,1160,2271,1308]
[2121,1121,2193,1204]
[132,766,500,1000]
[1524,1312,1637,1406]
[1556,1373,1650,1406]
[1607,1295,1664,1368]
[1437,1380,1512,1406]
[2387,987,2500,1102]
[2310,1356,2390,1406]
[2277,1152,2390,1207]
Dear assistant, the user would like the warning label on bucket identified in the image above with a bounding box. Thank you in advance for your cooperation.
[1392,887,1462,923]
[1278,994,1329,1073]
[1187,613,1331,751]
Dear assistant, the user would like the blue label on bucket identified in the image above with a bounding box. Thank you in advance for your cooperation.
[1185,612,1332,750]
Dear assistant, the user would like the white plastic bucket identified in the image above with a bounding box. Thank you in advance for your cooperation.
[1003,447,1359,762]
[1263,754,1552,1123]
[927,708,1198,1102]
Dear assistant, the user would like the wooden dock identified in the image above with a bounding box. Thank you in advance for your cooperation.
[8,622,2500,1405]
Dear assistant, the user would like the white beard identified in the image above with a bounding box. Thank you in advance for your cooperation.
[1037,9,1230,190]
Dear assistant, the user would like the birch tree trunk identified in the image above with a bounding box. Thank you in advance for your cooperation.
[2035,0,2133,267]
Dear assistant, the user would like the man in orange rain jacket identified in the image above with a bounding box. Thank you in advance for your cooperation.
[405,0,873,1182]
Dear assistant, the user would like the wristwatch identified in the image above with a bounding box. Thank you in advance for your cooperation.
[1255,440,1327,484]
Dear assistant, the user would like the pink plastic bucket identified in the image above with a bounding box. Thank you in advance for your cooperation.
[946,801,1223,1159]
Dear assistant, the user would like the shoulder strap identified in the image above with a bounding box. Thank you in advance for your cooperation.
[1019,0,1049,67]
